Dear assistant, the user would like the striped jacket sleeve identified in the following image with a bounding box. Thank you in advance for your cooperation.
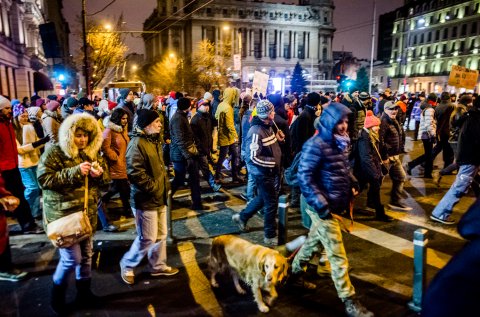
[249,130,276,168]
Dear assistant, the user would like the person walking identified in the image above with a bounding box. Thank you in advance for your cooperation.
[37,113,108,314]
[356,110,392,221]
[12,104,49,220]
[432,92,455,170]
[232,100,284,246]
[289,102,373,317]
[406,93,437,178]
[120,109,178,285]
[430,98,480,225]
[0,96,43,234]
[379,101,412,211]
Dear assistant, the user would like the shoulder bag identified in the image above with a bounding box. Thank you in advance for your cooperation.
[45,175,93,248]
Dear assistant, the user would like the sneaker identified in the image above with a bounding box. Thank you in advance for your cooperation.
[388,202,413,212]
[211,182,222,192]
[430,214,455,225]
[0,269,28,282]
[239,193,248,201]
[232,214,248,232]
[151,266,179,277]
[375,214,393,222]
[264,237,278,247]
[120,264,134,285]
[222,159,231,171]
[344,298,374,317]
[103,224,119,232]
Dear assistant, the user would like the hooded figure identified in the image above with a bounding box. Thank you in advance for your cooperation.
[37,113,109,314]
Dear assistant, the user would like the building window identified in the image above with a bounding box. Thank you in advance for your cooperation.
[394,38,399,48]
[465,5,470,16]
[420,33,424,43]
[471,21,478,35]
[443,28,448,39]
[428,32,432,42]
[298,44,305,59]
[461,24,467,36]
[475,3,479,12]
[413,34,417,45]
[452,26,457,37]
[283,44,291,59]
[460,41,465,52]
[269,44,277,58]
[435,30,440,41]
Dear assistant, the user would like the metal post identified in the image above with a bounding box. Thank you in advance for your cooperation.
[369,0,376,94]
[277,194,289,245]
[408,228,428,312]
[166,190,175,244]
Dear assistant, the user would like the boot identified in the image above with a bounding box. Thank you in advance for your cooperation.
[75,278,101,308]
[375,205,393,222]
[208,174,222,192]
[51,282,67,315]
[343,297,374,317]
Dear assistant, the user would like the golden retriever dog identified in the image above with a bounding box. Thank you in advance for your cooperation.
[209,235,289,313]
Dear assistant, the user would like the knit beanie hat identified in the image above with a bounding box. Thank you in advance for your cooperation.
[66,97,79,108]
[136,109,159,129]
[440,92,450,101]
[26,106,41,120]
[13,104,26,118]
[364,110,380,129]
[0,96,11,110]
[427,93,438,102]
[256,100,274,119]
[46,100,61,112]
[119,88,131,100]
[204,92,213,101]
[169,91,176,99]
[177,97,191,111]
[11,99,21,107]
[358,92,371,101]
[35,98,46,108]
[47,94,58,101]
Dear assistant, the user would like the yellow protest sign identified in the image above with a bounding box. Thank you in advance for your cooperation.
[447,65,479,89]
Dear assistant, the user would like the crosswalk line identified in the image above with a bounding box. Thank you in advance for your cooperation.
[342,216,451,269]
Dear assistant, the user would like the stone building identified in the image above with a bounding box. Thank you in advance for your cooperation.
[381,0,480,94]
[143,0,336,92]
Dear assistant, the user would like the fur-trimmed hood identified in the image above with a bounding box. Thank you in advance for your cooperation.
[107,120,123,133]
[58,113,103,159]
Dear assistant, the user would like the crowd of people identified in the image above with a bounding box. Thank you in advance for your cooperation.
[0,84,479,316]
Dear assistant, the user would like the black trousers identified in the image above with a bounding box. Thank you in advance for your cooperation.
[2,168,35,230]
[102,178,132,217]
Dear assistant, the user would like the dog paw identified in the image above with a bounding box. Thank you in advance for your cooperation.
[258,304,270,313]
[210,280,219,288]
[265,296,276,306]
[236,286,247,294]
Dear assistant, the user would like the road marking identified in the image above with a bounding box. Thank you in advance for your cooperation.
[350,272,412,297]
[178,241,223,317]
[342,216,451,269]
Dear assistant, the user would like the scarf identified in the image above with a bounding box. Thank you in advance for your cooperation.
[334,133,350,153]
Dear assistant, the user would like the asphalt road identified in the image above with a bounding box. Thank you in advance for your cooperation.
[1,130,475,317]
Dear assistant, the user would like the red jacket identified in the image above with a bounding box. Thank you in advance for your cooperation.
[0,118,18,171]
[0,173,12,254]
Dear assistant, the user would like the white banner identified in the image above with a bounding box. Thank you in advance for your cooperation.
[233,54,241,71]
[252,71,269,96]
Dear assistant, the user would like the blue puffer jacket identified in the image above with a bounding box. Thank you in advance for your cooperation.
[298,102,356,217]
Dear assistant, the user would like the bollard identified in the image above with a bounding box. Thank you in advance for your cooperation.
[166,190,175,244]
[408,228,428,313]
[277,194,289,245]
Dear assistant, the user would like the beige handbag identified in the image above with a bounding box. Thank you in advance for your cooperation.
[45,176,93,248]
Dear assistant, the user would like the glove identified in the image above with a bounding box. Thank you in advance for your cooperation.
[32,135,50,148]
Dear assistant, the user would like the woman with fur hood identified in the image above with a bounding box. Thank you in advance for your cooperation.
[37,113,109,314]
[101,108,131,219]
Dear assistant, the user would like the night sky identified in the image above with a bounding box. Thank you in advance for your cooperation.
[63,0,404,60]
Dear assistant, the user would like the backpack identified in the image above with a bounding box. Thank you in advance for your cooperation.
[284,151,302,187]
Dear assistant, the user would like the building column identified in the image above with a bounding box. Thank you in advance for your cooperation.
[249,29,254,57]
[264,29,268,57]
[168,28,173,52]
[318,35,323,60]
[293,31,298,58]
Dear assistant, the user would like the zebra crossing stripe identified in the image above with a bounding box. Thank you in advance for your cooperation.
[340,216,451,269]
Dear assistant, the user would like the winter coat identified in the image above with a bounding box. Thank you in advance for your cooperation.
[102,121,130,179]
[16,123,42,168]
[290,106,317,155]
[166,98,178,121]
[422,198,480,317]
[298,103,356,217]
[41,110,62,152]
[241,109,253,159]
[435,101,455,141]
[457,107,480,166]
[215,88,238,146]
[411,100,423,121]
[126,128,169,210]
[449,104,468,142]
[379,113,405,160]
[245,116,282,177]
[170,110,198,162]
[418,105,436,140]
[37,113,109,231]
[356,128,383,184]
[0,117,18,171]
[273,113,292,167]
[190,110,213,157]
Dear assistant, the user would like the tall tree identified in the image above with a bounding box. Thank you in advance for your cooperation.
[192,39,229,92]
[140,54,182,93]
[290,62,308,93]
[76,16,127,90]
[356,67,370,93]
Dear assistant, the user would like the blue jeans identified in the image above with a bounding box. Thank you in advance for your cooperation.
[432,164,480,219]
[239,174,278,239]
[53,236,93,285]
[171,159,201,206]
[19,166,41,218]
[244,165,257,202]
[120,206,168,272]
